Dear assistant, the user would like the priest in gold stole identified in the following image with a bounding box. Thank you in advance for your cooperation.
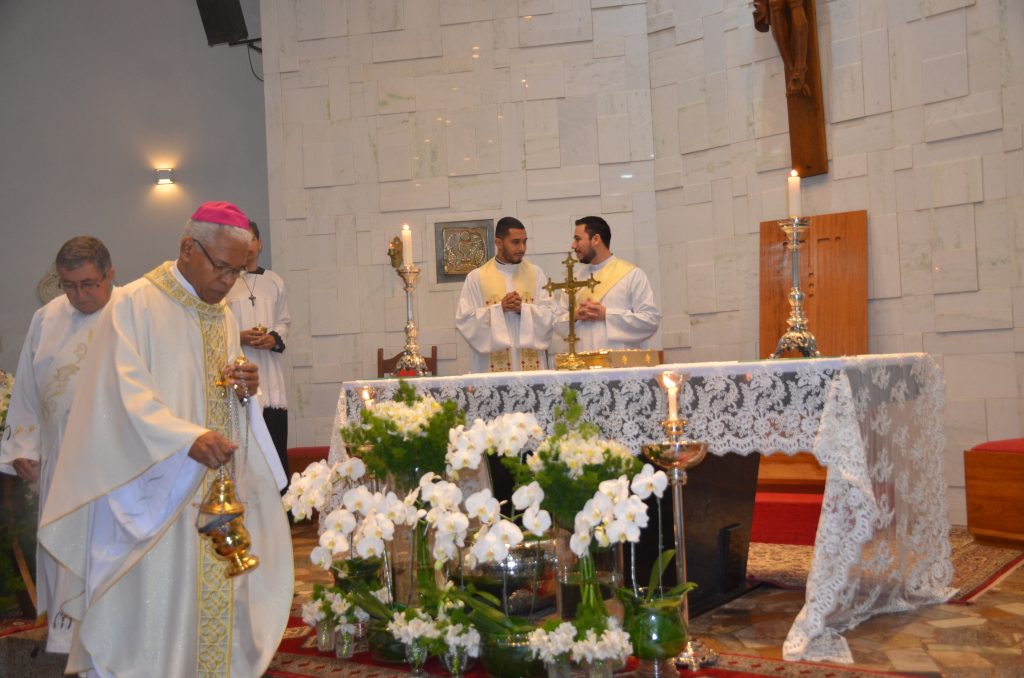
[456,217,556,372]
[38,202,292,678]
[556,216,661,351]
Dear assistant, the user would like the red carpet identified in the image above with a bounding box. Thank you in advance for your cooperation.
[267,616,914,678]
[750,492,822,546]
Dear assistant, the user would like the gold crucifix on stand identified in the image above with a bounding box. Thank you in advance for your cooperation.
[544,252,598,371]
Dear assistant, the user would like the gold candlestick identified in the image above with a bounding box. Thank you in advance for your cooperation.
[642,375,718,670]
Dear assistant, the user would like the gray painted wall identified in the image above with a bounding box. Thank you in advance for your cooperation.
[0,0,271,369]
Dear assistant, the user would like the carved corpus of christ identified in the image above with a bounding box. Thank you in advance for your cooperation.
[754,0,811,97]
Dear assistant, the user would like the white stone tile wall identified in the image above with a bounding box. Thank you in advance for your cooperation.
[262,0,1024,524]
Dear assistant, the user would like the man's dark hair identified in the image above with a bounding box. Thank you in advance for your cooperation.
[249,220,261,241]
[55,236,112,274]
[575,216,611,248]
[495,216,525,239]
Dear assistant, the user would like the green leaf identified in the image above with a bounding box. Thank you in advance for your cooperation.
[646,549,676,601]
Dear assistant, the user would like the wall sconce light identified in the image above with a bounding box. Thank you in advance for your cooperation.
[155,168,174,185]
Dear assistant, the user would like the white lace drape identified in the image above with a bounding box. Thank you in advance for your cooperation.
[327,353,954,663]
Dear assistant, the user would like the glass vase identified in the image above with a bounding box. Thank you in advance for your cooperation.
[335,626,355,659]
[622,589,687,678]
[315,619,336,652]
[553,528,621,622]
[367,618,406,663]
[481,632,545,678]
[544,657,574,678]
[404,641,429,677]
[442,644,477,677]
[583,659,613,678]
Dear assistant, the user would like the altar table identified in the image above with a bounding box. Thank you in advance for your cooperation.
[327,353,954,663]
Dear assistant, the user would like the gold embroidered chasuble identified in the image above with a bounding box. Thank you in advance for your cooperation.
[37,261,292,678]
[477,258,541,371]
[146,263,235,676]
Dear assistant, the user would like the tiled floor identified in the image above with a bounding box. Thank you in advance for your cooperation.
[292,522,1024,677]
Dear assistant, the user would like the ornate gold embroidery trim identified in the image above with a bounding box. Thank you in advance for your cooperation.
[146,262,234,677]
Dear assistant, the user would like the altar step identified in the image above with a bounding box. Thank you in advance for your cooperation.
[750,492,823,546]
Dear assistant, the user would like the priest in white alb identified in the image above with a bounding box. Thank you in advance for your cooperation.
[38,202,292,678]
[0,236,117,654]
[456,216,556,372]
[555,216,661,350]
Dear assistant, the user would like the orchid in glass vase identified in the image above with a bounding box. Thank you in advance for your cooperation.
[341,380,464,493]
[504,390,652,631]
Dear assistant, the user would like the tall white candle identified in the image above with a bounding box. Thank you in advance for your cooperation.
[401,224,413,267]
[787,170,802,219]
[360,386,374,410]
[662,372,679,421]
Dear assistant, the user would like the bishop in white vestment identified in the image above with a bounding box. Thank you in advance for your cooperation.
[555,217,661,351]
[38,203,292,678]
[0,236,117,653]
[456,217,556,372]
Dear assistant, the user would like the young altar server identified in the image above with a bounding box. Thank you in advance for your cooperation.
[456,216,557,372]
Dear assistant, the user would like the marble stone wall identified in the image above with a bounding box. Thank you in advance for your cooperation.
[262,0,1024,523]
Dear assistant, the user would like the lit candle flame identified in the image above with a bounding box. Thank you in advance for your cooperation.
[360,386,374,410]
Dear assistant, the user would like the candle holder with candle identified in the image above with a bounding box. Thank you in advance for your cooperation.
[387,227,430,376]
[769,218,820,359]
[640,373,718,671]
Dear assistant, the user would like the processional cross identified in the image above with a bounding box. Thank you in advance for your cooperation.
[543,252,598,371]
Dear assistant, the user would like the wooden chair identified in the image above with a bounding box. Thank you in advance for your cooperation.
[377,346,438,378]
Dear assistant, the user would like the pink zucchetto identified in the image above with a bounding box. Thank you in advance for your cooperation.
[190,201,251,230]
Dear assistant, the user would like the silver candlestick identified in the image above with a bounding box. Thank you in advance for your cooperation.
[394,264,429,376]
[386,235,430,376]
[642,404,718,670]
[770,218,820,359]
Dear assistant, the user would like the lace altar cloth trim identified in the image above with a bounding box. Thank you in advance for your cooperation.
[327,353,954,664]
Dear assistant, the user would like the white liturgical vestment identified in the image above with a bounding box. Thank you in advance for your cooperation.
[456,258,556,372]
[0,293,113,653]
[226,267,291,410]
[555,256,661,351]
[38,261,291,678]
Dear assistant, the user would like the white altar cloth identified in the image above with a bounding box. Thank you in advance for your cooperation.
[327,353,954,663]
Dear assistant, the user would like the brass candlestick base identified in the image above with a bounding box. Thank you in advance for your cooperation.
[642,419,718,670]
[771,218,820,359]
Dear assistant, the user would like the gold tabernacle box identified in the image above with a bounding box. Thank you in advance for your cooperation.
[554,349,662,370]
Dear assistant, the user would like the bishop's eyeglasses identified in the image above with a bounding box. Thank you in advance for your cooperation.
[191,238,246,280]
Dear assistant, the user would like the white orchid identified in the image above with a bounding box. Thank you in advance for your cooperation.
[630,463,669,499]
[511,481,544,510]
[464,488,501,525]
[522,504,551,536]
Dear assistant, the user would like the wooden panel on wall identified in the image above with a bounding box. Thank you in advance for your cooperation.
[758,210,868,491]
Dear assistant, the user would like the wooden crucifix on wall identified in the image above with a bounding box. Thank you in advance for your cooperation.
[754,0,828,177]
